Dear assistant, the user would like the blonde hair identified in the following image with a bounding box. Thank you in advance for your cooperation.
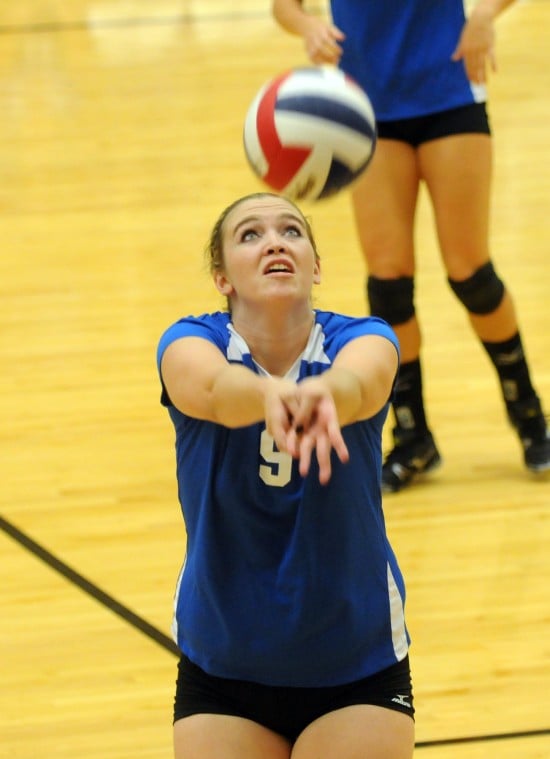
[205,192,319,275]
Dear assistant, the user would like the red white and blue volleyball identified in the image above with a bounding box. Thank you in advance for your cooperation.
[243,65,377,202]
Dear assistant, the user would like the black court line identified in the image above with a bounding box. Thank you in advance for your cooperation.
[1,513,548,749]
[0,513,179,656]
[415,728,550,749]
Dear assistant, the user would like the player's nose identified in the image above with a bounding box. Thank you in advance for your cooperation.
[264,229,287,253]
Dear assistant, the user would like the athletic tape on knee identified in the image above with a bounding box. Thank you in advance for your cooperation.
[367,276,415,325]
[448,261,505,315]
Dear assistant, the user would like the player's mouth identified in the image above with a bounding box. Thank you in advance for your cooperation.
[263,258,294,275]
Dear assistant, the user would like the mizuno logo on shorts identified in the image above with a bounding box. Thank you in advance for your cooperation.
[391,694,411,708]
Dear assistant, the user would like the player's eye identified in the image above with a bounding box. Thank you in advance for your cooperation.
[240,228,259,242]
[283,224,302,237]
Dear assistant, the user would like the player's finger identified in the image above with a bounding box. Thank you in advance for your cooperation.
[328,423,350,464]
[315,435,333,485]
[298,433,315,478]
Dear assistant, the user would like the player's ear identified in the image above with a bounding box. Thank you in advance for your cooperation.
[214,271,234,296]
[313,257,321,285]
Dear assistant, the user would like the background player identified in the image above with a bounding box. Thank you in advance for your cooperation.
[272,0,550,491]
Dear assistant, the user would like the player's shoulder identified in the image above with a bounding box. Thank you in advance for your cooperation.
[315,309,394,335]
[157,311,231,366]
[314,309,399,355]
[161,311,230,338]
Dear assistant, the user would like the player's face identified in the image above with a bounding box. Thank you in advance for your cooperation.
[215,197,321,304]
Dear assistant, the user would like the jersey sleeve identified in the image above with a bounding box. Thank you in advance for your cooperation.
[320,312,400,361]
[156,313,229,407]
[156,312,228,373]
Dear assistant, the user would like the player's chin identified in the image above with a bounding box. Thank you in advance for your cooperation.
[261,276,300,292]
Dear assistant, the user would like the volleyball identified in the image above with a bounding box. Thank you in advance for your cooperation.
[243,65,377,202]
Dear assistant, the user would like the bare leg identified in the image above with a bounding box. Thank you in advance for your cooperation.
[292,705,414,759]
[351,139,419,279]
[351,137,421,363]
[420,133,549,471]
[419,133,518,341]
[352,141,441,490]
[174,714,291,759]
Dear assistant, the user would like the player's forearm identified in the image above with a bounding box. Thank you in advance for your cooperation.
[327,337,399,424]
[210,364,268,428]
[316,367,365,426]
[272,0,311,37]
[471,0,516,21]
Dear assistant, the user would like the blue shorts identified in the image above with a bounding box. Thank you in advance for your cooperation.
[173,654,414,743]
[377,102,491,147]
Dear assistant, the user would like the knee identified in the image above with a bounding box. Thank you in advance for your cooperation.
[367,275,415,325]
[448,261,505,314]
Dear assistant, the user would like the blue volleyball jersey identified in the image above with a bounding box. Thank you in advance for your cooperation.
[157,310,409,687]
[331,0,487,120]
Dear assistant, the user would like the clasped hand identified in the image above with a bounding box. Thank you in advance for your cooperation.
[264,377,350,485]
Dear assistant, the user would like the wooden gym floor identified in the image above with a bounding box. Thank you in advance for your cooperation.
[0,1,548,757]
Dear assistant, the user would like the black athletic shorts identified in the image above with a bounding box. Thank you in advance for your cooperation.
[377,102,491,147]
[173,653,414,743]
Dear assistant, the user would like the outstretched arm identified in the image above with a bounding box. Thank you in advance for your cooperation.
[452,0,517,84]
[161,332,397,484]
[161,336,300,429]
[272,0,345,65]
[273,335,399,484]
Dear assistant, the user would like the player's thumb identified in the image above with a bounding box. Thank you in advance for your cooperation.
[451,44,463,61]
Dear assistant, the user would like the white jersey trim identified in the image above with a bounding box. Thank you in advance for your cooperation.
[171,559,186,645]
[387,562,409,660]
[227,318,331,381]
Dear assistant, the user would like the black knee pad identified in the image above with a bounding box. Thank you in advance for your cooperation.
[448,261,505,315]
[367,276,415,325]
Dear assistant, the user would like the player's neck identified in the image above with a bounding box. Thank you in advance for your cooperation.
[231,304,314,376]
